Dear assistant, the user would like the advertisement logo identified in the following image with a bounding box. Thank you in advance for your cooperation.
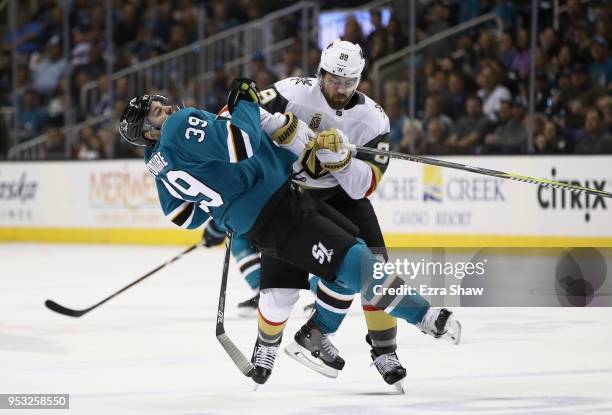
[423,165,443,202]
[537,168,607,222]
[0,171,38,222]
[89,168,158,209]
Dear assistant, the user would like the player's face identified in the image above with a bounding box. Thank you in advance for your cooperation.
[147,100,176,129]
[321,73,359,109]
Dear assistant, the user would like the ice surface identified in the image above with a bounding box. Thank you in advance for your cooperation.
[2,243,612,415]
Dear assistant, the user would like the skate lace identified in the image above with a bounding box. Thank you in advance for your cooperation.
[254,344,278,371]
[321,334,339,358]
[371,352,401,375]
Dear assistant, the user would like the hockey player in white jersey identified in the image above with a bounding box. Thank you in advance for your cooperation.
[251,39,444,390]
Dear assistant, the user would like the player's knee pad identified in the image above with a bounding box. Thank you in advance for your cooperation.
[259,288,300,322]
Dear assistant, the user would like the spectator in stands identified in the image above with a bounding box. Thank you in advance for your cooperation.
[423,119,452,155]
[423,2,452,59]
[114,3,141,46]
[597,95,612,135]
[497,31,517,69]
[398,118,423,154]
[538,27,560,63]
[366,9,386,57]
[44,126,66,160]
[511,28,532,79]
[484,98,527,154]
[476,31,498,61]
[589,36,612,87]
[534,118,569,153]
[71,29,92,67]
[385,95,407,150]
[422,94,453,142]
[3,9,44,56]
[342,15,365,46]
[574,108,612,154]
[447,71,468,119]
[557,61,605,131]
[552,45,574,79]
[31,36,68,96]
[447,95,491,154]
[477,64,511,121]
[385,16,407,52]
[76,126,104,160]
[272,48,304,80]
[17,89,49,142]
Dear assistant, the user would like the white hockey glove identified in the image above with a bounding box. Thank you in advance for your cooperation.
[270,112,315,156]
[315,128,352,172]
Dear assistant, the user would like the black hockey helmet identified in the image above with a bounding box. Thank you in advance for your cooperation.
[118,94,171,147]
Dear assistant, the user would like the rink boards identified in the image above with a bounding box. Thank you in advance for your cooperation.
[0,156,611,246]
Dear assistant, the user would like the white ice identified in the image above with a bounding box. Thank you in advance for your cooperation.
[2,243,612,415]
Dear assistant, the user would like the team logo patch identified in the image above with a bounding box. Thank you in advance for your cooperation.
[312,242,334,264]
[309,113,323,130]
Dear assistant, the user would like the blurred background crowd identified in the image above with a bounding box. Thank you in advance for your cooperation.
[1,0,611,160]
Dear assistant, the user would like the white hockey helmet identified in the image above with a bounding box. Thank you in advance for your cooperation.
[317,39,365,79]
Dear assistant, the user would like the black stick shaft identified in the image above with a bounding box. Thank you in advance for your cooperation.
[349,144,612,199]
[45,243,200,317]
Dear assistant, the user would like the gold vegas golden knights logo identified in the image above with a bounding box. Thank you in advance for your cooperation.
[309,113,323,130]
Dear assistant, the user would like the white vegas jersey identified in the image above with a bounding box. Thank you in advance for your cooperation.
[260,77,391,199]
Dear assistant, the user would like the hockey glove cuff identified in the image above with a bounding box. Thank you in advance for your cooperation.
[271,112,315,155]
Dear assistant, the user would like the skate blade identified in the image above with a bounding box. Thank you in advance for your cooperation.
[444,319,461,345]
[237,307,258,318]
[284,342,338,378]
[393,381,406,394]
[253,382,260,391]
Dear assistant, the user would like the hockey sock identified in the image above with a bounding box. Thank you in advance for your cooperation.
[257,288,299,344]
[232,236,261,291]
[362,299,398,354]
[308,275,319,295]
[312,278,355,334]
[336,241,430,325]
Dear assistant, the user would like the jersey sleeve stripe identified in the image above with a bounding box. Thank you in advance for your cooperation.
[364,161,383,196]
[226,122,253,162]
[169,202,194,227]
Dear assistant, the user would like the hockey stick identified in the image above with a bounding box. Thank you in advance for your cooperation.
[215,233,256,377]
[345,143,612,199]
[45,243,201,317]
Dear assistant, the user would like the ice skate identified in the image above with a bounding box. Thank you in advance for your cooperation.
[366,334,406,393]
[284,320,345,378]
[238,292,259,318]
[250,336,281,386]
[416,307,461,345]
[302,302,314,316]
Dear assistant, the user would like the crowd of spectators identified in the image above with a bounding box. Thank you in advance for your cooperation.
[380,0,612,155]
[1,0,611,160]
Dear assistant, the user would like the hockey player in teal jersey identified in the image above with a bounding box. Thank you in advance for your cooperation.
[119,79,461,386]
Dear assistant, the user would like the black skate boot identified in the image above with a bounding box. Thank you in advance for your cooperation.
[366,334,407,393]
[284,319,345,378]
[416,307,462,345]
[238,292,259,318]
[250,336,281,386]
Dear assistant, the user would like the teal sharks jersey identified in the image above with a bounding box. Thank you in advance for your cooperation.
[144,101,297,235]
